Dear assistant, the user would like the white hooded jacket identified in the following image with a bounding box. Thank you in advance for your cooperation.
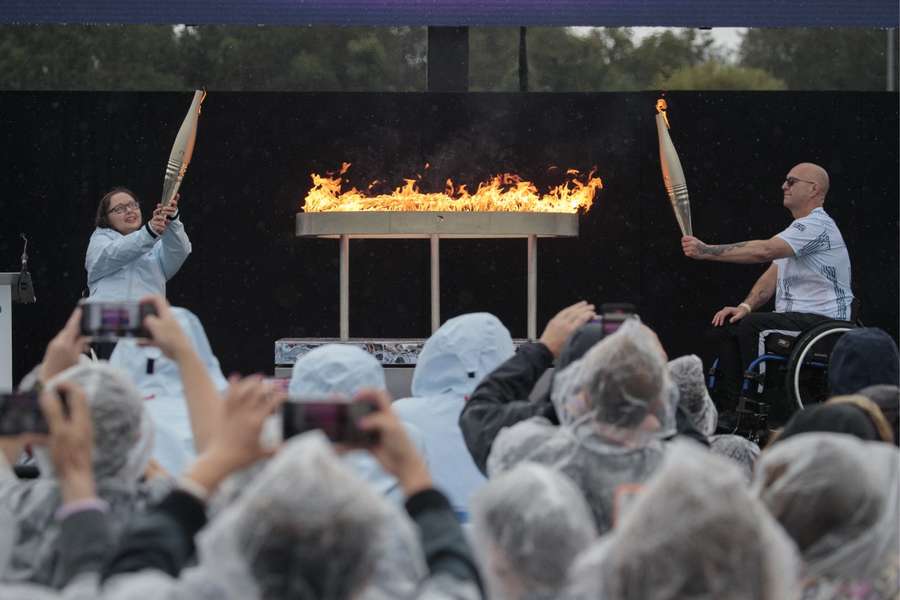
[393,313,515,518]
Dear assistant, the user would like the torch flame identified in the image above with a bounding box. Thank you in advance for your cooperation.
[303,164,603,213]
[656,98,670,129]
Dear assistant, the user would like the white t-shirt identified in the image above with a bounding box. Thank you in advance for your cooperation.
[774,207,853,320]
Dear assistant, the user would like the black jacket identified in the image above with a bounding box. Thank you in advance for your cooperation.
[459,342,558,475]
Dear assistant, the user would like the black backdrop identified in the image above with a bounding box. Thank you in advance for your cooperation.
[1,91,897,382]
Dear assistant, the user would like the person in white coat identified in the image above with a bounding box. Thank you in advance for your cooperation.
[85,188,191,301]
[109,307,228,476]
[393,313,515,520]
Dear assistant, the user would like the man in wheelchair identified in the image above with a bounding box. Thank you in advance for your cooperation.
[681,162,853,424]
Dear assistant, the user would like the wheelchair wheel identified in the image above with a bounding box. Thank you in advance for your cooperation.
[784,321,855,410]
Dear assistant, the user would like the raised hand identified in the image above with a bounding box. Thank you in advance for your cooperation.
[538,300,597,357]
[39,307,90,384]
[183,375,283,495]
[356,388,432,497]
[139,295,193,359]
[39,381,95,502]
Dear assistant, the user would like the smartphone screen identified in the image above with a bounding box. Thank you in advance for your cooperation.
[282,400,377,445]
[0,391,48,435]
[79,300,156,339]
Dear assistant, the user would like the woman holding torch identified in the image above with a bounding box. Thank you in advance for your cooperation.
[85,188,191,301]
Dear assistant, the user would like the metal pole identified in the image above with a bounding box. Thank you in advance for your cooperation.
[518,27,528,92]
[527,235,537,340]
[888,28,897,92]
[339,235,349,340]
[430,234,440,333]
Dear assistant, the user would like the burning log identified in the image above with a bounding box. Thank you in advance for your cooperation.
[302,164,602,214]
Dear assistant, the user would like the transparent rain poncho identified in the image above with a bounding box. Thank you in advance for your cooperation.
[284,345,429,598]
[0,362,158,587]
[394,312,515,516]
[287,343,429,502]
[109,307,228,475]
[708,434,760,482]
[564,440,801,600]
[103,433,403,600]
[471,463,597,600]
[489,320,667,532]
[752,433,900,597]
[667,354,718,437]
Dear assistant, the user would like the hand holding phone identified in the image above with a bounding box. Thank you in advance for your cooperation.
[0,391,51,436]
[38,381,95,502]
[593,303,638,336]
[282,398,379,446]
[39,307,91,384]
[353,389,433,497]
[135,296,192,360]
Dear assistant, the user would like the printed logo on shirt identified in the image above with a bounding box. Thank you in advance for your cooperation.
[780,276,797,313]
[821,265,850,320]
[792,222,807,232]
[799,231,831,256]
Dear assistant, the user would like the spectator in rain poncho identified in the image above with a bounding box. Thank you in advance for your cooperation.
[109,307,227,476]
[102,432,396,600]
[287,343,429,501]
[828,327,900,395]
[564,440,801,600]
[284,344,429,599]
[668,354,761,480]
[393,313,515,518]
[470,463,597,600]
[487,319,667,533]
[753,433,900,599]
[0,363,157,588]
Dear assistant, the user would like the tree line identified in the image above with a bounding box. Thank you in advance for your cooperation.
[0,25,893,91]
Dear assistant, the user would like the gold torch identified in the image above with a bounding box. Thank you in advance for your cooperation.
[655,98,692,236]
[161,90,206,207]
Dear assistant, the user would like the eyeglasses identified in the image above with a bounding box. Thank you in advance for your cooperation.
[107,201,140,215]
[784,176,816,188]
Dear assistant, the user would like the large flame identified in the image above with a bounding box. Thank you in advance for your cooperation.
[303,164,602,213]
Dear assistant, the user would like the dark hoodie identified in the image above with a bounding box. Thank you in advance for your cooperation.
[828,328,900,395]
[458,323,607,475]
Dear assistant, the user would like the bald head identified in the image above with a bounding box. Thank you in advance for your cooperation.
[793,162,830,198]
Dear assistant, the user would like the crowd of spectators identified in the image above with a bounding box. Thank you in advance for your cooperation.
[1,297,898,599]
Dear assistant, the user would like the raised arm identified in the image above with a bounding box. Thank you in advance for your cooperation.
[141,296,220,452]
[682,235,794,264]
[459,301,595,474]
[155,197,192,279]
[711,263,778,326]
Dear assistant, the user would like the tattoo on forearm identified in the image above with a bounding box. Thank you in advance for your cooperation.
[700,241,748,256]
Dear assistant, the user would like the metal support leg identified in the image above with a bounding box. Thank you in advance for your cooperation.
[340,235,349,340]
[527,234,537,340]
[430,234,440,333]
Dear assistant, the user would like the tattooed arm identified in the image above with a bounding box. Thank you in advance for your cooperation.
[710,262,780,326]
[681,236,794,263]
[741,263,778,310]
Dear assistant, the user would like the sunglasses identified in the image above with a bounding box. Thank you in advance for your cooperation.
[784,176,816,188]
